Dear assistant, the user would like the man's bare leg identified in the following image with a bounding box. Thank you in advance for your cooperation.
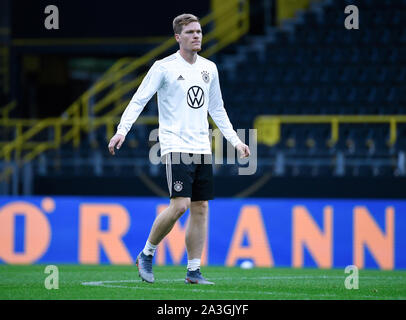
[136,197,190,283]
[184,200,213,284]
[186,201,208,268]
[147,197,191,246]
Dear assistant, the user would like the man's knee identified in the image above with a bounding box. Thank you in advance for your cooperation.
[170,198,191,219]
[191,200,209,215]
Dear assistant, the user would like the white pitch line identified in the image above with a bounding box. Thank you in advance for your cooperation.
[208,275,406,280]
[82,275,406,282]
[81,275,406,287]
[80,277,404,299]
[83,282,278,296]
[81,282,393,299]
[81,280,343,298]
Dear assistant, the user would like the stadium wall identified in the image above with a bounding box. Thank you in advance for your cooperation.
[0,196,405,270]
[11,0,210,38]
[34,176,406,199]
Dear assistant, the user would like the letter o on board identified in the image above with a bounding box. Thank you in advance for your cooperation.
[0,202,51,264]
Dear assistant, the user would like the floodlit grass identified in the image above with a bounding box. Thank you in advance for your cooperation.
[0,265,405,300]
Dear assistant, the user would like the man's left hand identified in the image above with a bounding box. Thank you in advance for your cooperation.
[235,143,250,158]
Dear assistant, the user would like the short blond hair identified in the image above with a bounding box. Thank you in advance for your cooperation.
[173,13,200,34]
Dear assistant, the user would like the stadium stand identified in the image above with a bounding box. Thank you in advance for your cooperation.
[218,0,406,177]
[1,0,405,196]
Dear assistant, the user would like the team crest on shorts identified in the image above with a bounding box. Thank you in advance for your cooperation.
[174,181,183,192]
[201,71,210,83]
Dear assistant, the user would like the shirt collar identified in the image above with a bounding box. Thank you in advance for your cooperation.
[176,50,199,67]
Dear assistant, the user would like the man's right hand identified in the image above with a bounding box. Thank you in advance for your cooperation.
[108,134,125,155]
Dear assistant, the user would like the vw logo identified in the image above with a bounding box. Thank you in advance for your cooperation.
[187,86,205,109]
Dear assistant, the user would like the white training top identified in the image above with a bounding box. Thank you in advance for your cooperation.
[116,51,242,156]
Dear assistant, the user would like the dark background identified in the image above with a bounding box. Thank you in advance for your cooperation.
[1,0,406,198]
[11,0,210,38]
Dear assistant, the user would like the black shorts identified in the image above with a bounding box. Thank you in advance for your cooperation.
[164,152,214,202]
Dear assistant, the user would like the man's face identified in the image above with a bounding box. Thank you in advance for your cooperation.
[175,22,202,52]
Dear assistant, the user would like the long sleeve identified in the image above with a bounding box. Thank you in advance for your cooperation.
[208,65,243,148]
[116,61,164,137]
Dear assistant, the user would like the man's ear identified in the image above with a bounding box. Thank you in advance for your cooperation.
[174,34,180,43]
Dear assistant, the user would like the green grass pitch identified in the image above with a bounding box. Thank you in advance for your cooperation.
[0,265,405,300]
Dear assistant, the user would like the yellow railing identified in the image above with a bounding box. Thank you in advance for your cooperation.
[0,116,159,181]
[276,0,323,25]
[0,0,250,183]
[0,100,16,119]
[254,115,406,147]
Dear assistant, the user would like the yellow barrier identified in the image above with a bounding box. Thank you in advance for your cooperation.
[276,0,322,25]
[0,100,16,119]
[254,115,406,147]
